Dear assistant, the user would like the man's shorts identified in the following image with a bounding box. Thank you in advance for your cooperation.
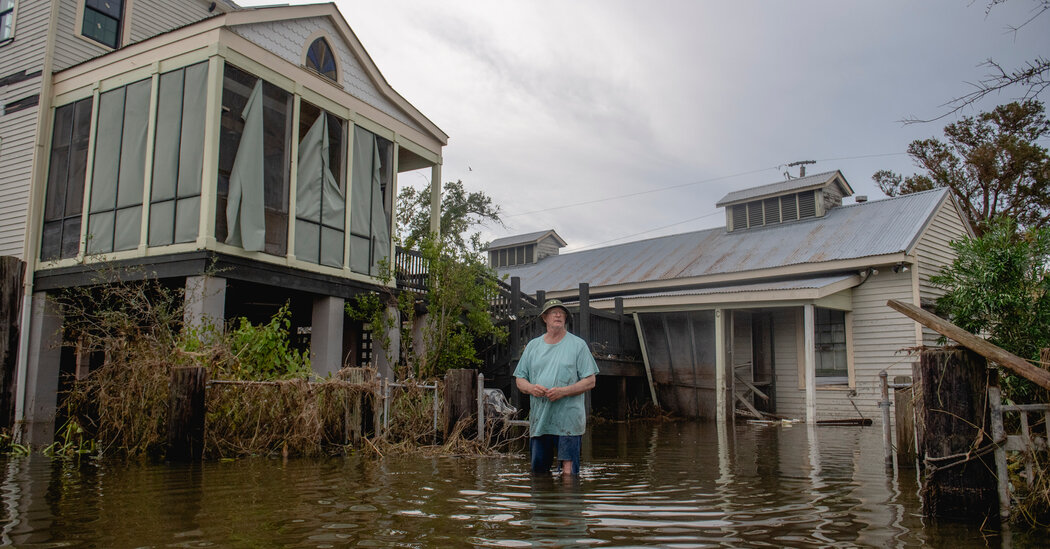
[530,434,582,475]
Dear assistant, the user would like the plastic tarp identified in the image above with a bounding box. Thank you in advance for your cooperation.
[225,79,266,251]
[349,126,389,275]
[369,140,390,273]
[295,113,345,266]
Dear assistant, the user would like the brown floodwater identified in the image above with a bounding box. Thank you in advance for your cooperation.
[0,421,1039,547]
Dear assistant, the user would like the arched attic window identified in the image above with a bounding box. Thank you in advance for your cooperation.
[305,37,338,81]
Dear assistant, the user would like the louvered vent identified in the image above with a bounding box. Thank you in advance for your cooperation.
[764,198,779,225]
[732,205,747,230]
[798,191,817,218]
[747,202,763,227]
[781,195,798,221]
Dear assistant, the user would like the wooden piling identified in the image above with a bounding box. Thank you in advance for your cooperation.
[167,366,207,461]
[916,348,999,521]
[443,368,477,438]
[342,367,374,444]
[893,374,918,468]
[0,256,25,432]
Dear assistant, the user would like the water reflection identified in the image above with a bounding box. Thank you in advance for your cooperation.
[0,421,1032,547]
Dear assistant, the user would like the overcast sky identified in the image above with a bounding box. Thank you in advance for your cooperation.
[242,0,1049,252]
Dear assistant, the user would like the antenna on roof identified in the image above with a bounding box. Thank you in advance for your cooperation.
[787,160,816,178]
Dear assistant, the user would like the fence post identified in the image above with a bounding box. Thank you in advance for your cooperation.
[880,371,892,469]
[579,283,590,344]
[443,369,477,438]
[510,277,521,354]
[167,366,208,461]
[989,383,1011,521]
[477,373,485,442]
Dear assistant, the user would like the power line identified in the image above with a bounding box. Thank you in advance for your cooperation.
[503,166,779,218]
[565,209,724,253]
[502,152,907,219]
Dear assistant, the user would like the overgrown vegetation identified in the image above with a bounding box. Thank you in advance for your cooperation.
[347,235,507,380]
[931,217,1050,527]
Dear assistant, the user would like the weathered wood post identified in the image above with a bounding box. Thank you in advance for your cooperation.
[0,256,25,432]
[916,348,999,521]
[443,368,477,438]
[342,367,373,444]
[167,366,208,461]
[578,283,591,413]
[509,277,521,356]
[894,374,918,468]
[578,283,590,344]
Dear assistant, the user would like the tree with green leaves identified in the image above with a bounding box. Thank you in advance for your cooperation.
[397,179,504,258]
[874,100,1050,235]
[931,217,1050,401]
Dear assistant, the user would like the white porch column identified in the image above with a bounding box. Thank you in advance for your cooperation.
[429,164,442,236]
[311,295,345,378]
[184,275,226,333]
[803,303,817,424]
[715,308,727,423]
[23,292,63,446]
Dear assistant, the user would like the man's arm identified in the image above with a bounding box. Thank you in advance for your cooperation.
[545,375,596,402]
[516,376,549,398]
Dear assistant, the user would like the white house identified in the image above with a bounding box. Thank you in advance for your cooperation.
[0,0,447,444]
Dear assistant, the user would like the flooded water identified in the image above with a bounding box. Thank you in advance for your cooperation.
[0,421,1037,547]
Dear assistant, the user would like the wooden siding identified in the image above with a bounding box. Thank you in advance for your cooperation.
[0,106,39,258]
[0,0,50,259]
[229,18,427,135]
[127,0,215,45]
[536,236,561,261]
[837,269,915,420]
[54,0,216,72]
[914,197,969,346]
[771,307,803,416]
[53,0,109,72]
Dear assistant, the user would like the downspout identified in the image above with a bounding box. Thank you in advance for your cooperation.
[13,0,61,441]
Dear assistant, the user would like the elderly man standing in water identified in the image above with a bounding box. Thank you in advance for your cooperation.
[514,299,599,476]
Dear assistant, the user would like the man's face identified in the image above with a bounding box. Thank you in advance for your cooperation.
[544,308,567,329]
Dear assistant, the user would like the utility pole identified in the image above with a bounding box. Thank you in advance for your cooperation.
[787,160,816,178]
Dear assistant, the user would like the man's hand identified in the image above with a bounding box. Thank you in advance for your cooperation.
[527,383,549,398]
[545,386,568,402]
[516,377,549,398]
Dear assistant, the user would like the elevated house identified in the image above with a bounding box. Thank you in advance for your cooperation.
[0,0,447,444]
[493,171,972,424]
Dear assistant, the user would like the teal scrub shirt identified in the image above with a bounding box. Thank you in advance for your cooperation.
[513,332,599,437]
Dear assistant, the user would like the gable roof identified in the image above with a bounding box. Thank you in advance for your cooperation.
[486,230,567,250]
[715,170,852,207]
[223,4,448,146]
[500,188,954,295]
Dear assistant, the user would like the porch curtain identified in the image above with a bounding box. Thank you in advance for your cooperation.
[349,127,389,275]
[296,113,345,266]
[369,140,390,273]
[225,80,265,251]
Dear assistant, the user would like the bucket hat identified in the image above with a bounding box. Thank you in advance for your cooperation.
[539,299,570,323]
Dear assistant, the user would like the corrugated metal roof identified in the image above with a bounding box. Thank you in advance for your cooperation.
[499,188,951,294]
[715,170,844,206]
[486,229,565,250]
[587,274,858,304]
